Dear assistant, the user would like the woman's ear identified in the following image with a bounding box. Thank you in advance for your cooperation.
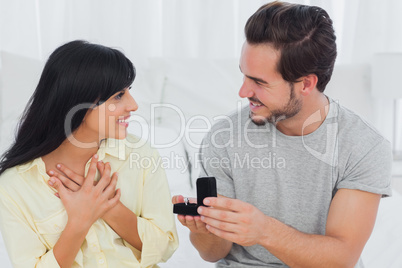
[300,74,318,96]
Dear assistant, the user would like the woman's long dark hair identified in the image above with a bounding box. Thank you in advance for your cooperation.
[0,40,135,175]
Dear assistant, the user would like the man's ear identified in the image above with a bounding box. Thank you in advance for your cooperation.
[300,74,318,96]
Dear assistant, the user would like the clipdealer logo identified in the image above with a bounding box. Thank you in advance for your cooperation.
[63,100,338,170]
[195,152,286,170]
[301,101,339,167]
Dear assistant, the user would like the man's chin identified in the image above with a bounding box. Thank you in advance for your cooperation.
[249,112,269,126]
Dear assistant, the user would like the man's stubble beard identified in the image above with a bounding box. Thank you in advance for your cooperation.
[249,83,302,126]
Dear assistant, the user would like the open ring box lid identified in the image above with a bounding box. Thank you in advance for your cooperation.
[173,177,217,216]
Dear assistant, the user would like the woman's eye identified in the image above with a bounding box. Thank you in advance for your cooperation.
[115,91,125,100]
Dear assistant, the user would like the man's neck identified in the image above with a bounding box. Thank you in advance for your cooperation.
[275,93,329,136]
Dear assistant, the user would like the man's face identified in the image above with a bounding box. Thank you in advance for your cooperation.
[238,42,302,125]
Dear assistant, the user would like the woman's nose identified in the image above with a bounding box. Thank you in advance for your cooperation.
[127,93,138,112]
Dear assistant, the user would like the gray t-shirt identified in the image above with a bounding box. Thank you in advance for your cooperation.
[198,99,392,268]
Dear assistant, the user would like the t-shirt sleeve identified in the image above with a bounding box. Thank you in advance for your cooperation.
[0,187,60,268]
[198,129,236,199]
[336,138,392,197]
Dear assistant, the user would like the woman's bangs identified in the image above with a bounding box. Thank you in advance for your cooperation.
[97,53,135,103]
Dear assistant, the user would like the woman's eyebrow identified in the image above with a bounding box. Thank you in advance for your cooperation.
[115,89,126,95]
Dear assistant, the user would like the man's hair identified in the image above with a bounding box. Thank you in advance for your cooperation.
[245,1,337,92]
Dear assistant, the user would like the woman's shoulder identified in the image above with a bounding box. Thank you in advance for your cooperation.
[125,133,143,146]
[102,134,159,161]
[0,162,31,195]
[124,134,159,157]
[0,166,19,185]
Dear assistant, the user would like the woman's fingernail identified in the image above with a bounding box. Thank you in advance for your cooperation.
[56,164,61,169]
[48,170,54,175]
[48,178,55,186]
[204,199,210,205]
[94,154,98,159]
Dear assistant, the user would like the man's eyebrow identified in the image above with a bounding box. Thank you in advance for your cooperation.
[239,65,269,85]
[246,75,268,85]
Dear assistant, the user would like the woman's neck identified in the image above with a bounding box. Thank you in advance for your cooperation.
[42,136,100,177]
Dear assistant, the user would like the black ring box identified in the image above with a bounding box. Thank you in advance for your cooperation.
[173,177,217,216]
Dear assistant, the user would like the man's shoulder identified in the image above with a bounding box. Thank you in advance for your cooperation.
[332,101,391,158]
[203,106,251,146]
[210,106,249,131]
[334,102,386,143]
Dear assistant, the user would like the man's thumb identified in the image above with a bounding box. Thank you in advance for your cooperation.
[172,195,184,204]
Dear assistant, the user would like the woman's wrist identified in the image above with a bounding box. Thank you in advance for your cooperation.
[53,218,90,267]
[102,200,122,222]
[66,217,92,236]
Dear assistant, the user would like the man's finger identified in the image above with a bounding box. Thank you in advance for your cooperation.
[177,215,209,233]
[203,197,241,211]
[194,216,209,231]
[172,195,197,204]
[200,214,238,233]
[188,197,197,204]
[172,195,184,204]
[183,215,198,229]
[198,205,239,224]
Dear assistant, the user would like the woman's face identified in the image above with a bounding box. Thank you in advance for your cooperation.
[79,87,138,142]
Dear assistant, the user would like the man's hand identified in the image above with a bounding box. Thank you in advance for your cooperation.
[197,190,380,267]
[172,195,210,234]
[198,196,269,247]
[172,195,233,262]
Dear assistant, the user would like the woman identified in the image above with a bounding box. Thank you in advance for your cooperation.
[0,40,178,267]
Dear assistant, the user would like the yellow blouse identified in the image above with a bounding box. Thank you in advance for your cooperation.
[0,134,178,267]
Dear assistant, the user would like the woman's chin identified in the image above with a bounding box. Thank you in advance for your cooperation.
[103,127,128,140]
[112,131,128,140]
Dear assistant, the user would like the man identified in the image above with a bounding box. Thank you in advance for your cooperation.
[173,2,392,267]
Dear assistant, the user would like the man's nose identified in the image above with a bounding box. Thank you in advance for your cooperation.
[238,79,255,99]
